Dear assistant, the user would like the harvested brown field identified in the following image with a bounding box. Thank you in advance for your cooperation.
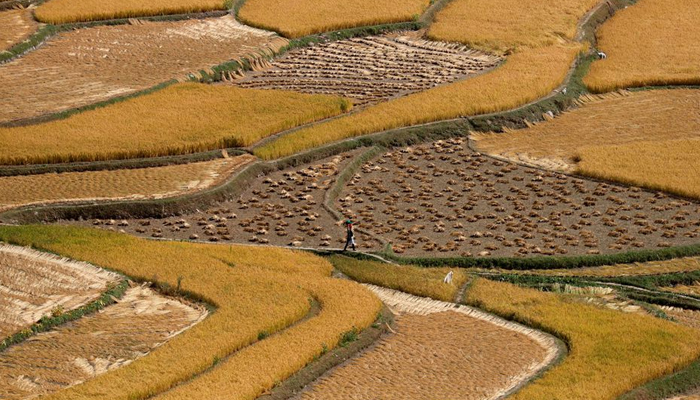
[0,16,288,123]
[35,0,225,24]
[0,155,255,212]
[298,286,558,399]
[237,31,501,107]
[238,0,428,38]
[472,258,700,278]
[584,0,700,92]
[660,306,700,331]
[471,89,700,198]
[336,139,700,257]
[88,151,382,250]
[0,244,120,339]
[665,283,700,298]
[0,83,348,165]
[0,285,207,400]
[0,8,37,52]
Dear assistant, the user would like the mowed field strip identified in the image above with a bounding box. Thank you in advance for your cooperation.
[0,285,207,400]
[0,155,255,212]
[584,0,700,92]
[0,16,288,123]
[238,0,428,37]
[472,89,700,199]
[0,8,37,52]
[298,285,558,400]
[237,31,501,107]
[0,226,381,400]
[35,0,226,24]
[0,83,349,165]
[0,244,120,339]
[254,0,599,159]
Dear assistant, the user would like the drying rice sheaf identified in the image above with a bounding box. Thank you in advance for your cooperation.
[299,285,558,400]
[238,0,428,38]
[0,285,207,400]
[0,16,288,123]
[584,0,700,92]
[665,283,700,298]
[0,83,349,165]
[0,8,37,52]
[254,0,597,159]
[0,226,381,400]
[471,89,700,199]
[467,278,700,400]
[35,0,226,24]
[237,31,501,107]
[0,244,120,339]
[0,155,255,212]
[331,255,468,302]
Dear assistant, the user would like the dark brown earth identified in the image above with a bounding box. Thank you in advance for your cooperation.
[75,138,700,258]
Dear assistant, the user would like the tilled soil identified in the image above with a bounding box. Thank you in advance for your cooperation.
[337,138,700,257]
[0,244,120,339]
[0,8,36,52]
[0,285,207,400]
[236,31,500,107]
[90,150,381,250]
[296,286,557,400]
[0,155,255,212]
[0,16,287,123]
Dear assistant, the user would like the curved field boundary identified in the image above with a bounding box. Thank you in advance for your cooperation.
[363,285,563,399]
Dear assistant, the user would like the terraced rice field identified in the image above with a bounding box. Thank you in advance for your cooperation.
[0,285,207,400]
[584,0,700,92]
[337,139,700,257]
[472,89,700,198]
[237,31,501,107]
[666,283,700,297]
[0,155,254,212]
[0,8,37,52]
[298,286,558,399]
[0,83,348,165]
[238,0,428,37]
[35,0,225,24]
[0,244,120,339]
[660,306,700,331]
[97,150,382,249]
[0,16,287,123]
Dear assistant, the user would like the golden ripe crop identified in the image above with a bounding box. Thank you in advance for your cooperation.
[427,0,599,51]
[0,83,350,165]
[0,226,380,400]
[472,89,700,199]
[331,255,467,302]
[467,278,700,400]
[238,0,428,38]
[254,0,599,160]
[584,0,700,93]
[35,0,226,24]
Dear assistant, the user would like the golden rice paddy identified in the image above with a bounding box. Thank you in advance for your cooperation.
[584,0,700,93]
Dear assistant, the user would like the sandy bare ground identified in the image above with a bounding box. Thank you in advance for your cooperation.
[296,285,558,400]
[0,15,287,123]
[237,31,501,107]
[0,8,37,52]
[0,285,207,400]
[0,154,255,213]
[0,244,120,339]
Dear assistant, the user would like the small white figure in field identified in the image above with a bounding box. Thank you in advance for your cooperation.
[597,51,607,59]
[443,270,454,284]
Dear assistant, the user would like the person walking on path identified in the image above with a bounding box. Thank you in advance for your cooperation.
[342,218,356,251]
